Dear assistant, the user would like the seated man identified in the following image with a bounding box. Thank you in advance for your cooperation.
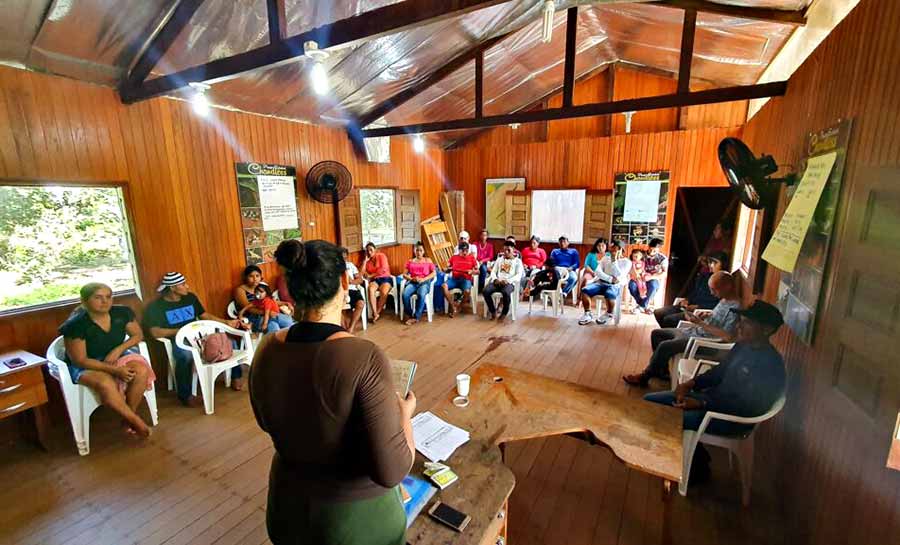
[628,237,667,314]
[442,242,478,316]
[642,300,786,480]
[578,242,631,326]
[143,272,249,406]
[623,271,741,387]
[473,228,495,294]
[522,257,559,300]
[549,236,579,296]
[655,251,726,328]
[483,241,524,321]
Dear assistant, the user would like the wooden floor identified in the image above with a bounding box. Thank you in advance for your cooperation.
[0,307,786,545]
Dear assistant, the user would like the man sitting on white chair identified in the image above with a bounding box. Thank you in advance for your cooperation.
[578,241,631,325]
[549,236,579,298]
[143,272,249,407]
[623,271,740,387]
[522,257,560,301]
[483,241,523,322]
[642,300,786,482]
[443,241,478,317]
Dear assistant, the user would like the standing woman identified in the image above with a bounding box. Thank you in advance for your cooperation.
[362,242,394,322]
[234,265,294,334]
[250,240,416,545]
[59,283,152,437]
[401,242,436,325]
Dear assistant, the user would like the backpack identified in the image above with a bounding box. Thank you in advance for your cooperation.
[199,332,233,363]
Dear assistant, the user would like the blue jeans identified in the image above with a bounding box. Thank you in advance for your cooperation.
[402,281,430,320]
[556,267,577,295]
[582,282,620,300]
[629,279,660,309]
[247,312,294,334]
[643,391,753,436]
[172,342,242,402]
[477,263,489,294]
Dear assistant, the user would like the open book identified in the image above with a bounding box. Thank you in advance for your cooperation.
[391,359,417,397]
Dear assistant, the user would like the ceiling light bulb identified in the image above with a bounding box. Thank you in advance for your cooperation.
[189,82,211,117]
[509,123,521,130]
[310,61,329,96]
[541,0,555,43]
[413,135,425,153]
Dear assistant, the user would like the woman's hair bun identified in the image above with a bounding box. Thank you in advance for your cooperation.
[275,239,306,271]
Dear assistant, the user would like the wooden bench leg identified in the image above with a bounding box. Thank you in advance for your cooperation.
[662,479,674,545]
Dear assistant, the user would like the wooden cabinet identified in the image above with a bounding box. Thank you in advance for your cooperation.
[0,353,51,449]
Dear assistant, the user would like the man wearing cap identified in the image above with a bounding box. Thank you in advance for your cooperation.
[549,236,580,297]
[143,272,248,407]
[642,300,786,480]
[623,270,741,386]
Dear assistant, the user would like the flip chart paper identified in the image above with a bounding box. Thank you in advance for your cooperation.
[623,180,662,223]
[258,175,299,231]
[761,152,837,273]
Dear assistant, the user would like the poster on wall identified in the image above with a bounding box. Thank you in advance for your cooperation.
[775,119,852,345]
[612,171,669,248]
[235,162,302,266]
[485,178,526,238]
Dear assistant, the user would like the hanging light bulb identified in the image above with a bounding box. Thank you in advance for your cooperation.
[541,0,555,43]
[188,82,211,117]
[413,135,425,153]
[304,41,330,96]
[509,123,521,130]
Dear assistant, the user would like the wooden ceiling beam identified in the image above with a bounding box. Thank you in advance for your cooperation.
[676,9,697,94]
[651,0,807,25]
[120,0,509,104]
[266,0,287,43]
[362,81,787,138]
[562,7,578,108]
[475,49,484,119]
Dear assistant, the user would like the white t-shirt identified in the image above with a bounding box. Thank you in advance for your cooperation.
[589,256,632,285]
[345,261,360,292]
[490,257,524,284]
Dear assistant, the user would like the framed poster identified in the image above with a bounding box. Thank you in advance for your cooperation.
[485,178,525,238]
[612,171,670,248]
[775,119,852,345]
[235,162,302,266]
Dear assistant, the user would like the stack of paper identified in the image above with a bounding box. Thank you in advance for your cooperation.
[411,411,470,462]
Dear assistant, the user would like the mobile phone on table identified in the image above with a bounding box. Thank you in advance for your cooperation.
[428,501,471,532]
[3,357,26,369]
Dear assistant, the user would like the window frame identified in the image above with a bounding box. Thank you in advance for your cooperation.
[0,179,142,317]
[529,188,588,244]
[732,204,760,275]
[358,187,399,249]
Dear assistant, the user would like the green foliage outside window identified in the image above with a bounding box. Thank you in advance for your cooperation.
[360,189,396,246]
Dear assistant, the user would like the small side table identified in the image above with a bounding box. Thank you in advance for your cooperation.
[0,350,50,450]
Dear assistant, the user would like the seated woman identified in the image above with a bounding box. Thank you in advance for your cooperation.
[250,239,416,545]
[234,265,294,334]
[442,242,478,317]
[579,237,608,292]
[340,247,366,333]
[520,236,547,288]
[627,248,649,313]
[59,283,153,437]
[522,257,560,300]
[145,272,249,402]
[362,242,394,322]
[401,242,436,325]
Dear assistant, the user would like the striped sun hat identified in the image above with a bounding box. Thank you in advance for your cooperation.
[157,272,187,292]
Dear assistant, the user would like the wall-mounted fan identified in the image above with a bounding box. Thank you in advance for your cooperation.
[305,161,353,204]
[718,137,797,210]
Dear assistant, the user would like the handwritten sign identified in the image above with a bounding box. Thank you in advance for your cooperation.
[762,152,837,273]
[258,175,299,231]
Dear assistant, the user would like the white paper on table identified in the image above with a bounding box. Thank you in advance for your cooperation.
[257,174,299,231]
[411,411,470,463]
[623,180,662,223]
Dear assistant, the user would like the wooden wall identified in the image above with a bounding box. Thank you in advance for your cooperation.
[0,66,444,430]
[741,0,900,542]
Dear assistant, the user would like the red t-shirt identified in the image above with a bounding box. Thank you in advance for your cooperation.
[521,247,547,268]
[448,254,477,281]
[253,297,281,314]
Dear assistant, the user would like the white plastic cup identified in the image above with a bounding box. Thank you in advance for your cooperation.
[456,374,471,397]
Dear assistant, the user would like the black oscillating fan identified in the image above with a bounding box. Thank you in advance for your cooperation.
[305,161,353,204]
[718,138,796,210]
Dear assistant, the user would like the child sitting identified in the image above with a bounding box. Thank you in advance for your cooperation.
[522,258,560,300]
[239,283,291,332]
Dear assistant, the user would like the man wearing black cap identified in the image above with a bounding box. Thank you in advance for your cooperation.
[643,300,786,479]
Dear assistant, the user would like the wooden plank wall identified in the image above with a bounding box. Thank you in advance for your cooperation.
[740,0,900,542]
[0,66,444,396]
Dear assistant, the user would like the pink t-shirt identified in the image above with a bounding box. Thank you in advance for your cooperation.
[474,242,494,263]
[521,247,547,268]
[405,259,435,279]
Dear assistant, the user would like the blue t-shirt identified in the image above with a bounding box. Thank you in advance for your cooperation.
[694,342,785,418]
[550,248,580,269]
[143,293,206,335]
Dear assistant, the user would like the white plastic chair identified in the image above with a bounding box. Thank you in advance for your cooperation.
[344,286,368,331]
[584,281,624,325]
[528,269,568,316]
[363,277,399,319]
[155,337,198,395]
[671,339,735,389]
[400,277,437,323]
[680,378,786,506]
[174,320,255,415]
[482,280,520,321]
[445,273,479,315]
[46,336,159,456]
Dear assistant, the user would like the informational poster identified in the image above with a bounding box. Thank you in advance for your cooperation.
[485,178,526,238]
[762,152,837,272]
[235,162,302,266]
[774,119,852,345]
[612,171,669,248]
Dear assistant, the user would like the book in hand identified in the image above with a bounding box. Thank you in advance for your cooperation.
[391,359,417,397]
[401,474,437,528]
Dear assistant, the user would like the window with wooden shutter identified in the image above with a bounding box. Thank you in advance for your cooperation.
[583,191,613,243]
[338,188,363,250]
[396,190,421,244]
[505,191,531,239]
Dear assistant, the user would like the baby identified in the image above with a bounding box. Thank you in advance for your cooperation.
[239,283,292,332]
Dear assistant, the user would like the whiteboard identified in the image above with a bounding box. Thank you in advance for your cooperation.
[530,189,586,243]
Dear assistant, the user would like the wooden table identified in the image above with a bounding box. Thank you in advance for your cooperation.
[407,362,683,545]
[0,350,51,450]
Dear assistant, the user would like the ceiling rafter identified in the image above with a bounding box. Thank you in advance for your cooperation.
[651,0,807,25]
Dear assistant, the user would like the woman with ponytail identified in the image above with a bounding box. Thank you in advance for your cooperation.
[250,239,416,545]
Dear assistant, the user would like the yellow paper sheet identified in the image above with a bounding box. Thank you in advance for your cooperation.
[762,152,837,273]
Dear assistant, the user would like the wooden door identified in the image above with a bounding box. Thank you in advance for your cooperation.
[582,190,612,242]
[338,189,362,250]
[505,191,531,240]
[397,190,420,244]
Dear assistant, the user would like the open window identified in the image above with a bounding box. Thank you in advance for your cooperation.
[0,184,139,314]
[338,188,420,250]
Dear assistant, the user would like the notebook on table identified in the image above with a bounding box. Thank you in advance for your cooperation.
[391,359,417,397]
